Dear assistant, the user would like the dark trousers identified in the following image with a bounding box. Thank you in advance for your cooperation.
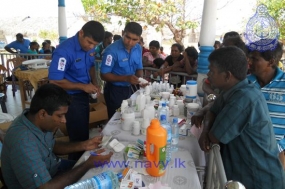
[65,92,89,161]
[104,82,132,119]
[55,159,76,177]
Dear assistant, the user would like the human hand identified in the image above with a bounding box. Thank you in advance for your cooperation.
[83,83,100,94]
[84,136,103,151]
[87,148,113,168]
[191,112,204,129]
[127,75,139,85]
[198,131,211,152]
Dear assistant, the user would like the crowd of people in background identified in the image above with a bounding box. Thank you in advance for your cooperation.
[3,31,203,79]
[4,33,55,57]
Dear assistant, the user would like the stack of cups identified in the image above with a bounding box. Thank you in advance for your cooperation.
[187,103,200,121]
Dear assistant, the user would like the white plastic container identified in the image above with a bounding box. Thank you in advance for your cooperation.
[121,108,135,131]
[141,117,150,135]
[186,80,197,99]
[180,84,187,96]
[132,121,141,135]
[136,90,146,112]
[173,105,180,116]
[120,100,128,113]
[145,85,150,95]
[169,96,176,107]
[176,100,184,115]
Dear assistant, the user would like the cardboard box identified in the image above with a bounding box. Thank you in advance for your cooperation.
[89,102,108,123]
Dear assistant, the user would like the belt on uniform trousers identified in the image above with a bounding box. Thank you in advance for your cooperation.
[68,92,89,96]
[105,82,137,93]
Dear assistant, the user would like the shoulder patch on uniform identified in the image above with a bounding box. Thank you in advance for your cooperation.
[57,58,66,71]
[105,55,112,66]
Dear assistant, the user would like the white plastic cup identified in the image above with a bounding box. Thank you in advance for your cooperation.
[187,103,200,120]
[90,93,97,99]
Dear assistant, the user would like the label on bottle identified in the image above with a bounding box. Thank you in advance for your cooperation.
[158,146,167,174]
[172,137,179,145]
[93,172,113,188]
[167,129,172,143]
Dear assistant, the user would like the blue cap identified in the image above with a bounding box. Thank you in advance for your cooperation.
[162,102,166,107]
[186,80,197,85]
[173,117,178,123]
[160,114,166,121]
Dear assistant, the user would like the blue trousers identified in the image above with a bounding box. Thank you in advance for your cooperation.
[65,92,89,161]
[104,82,132,119]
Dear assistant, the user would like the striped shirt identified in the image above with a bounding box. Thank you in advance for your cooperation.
[210,79,285,189]
[1,110,60,189]
[248,68,285,151]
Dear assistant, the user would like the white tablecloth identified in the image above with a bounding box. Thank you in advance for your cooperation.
[75,141,201,189]
[102,112,206,168]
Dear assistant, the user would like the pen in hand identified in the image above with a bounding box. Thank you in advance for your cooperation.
[90,151,99,156]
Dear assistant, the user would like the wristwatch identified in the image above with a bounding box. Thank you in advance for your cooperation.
[207,94,216,102]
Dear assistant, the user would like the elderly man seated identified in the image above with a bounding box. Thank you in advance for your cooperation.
[1,84,113,189]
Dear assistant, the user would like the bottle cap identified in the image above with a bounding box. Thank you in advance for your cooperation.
[160,114,166,121]
[117,172,123,180]
[186,80,197,85]
[173,117,178,123]
[150,119,161,128]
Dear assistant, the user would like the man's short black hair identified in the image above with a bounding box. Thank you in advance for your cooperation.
[223,31,240,41]
[208,46,248,81]
[124,22,142,36]
[29,84,71,115]
[44,39,51,44]
[16,33,23,38]
[82,21,105,43]
[113,34,122,41]
[153,58,165,68]
[104,31,113,39]
[149,40,160,49]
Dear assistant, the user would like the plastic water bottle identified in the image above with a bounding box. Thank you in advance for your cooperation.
[171,117,179,152]
[158,102,169,121]
[160,115,172,162]
[64,171,123,189]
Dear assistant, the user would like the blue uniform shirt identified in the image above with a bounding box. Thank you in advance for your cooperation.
[5,39,30,53]
[48,33,96,94]
[248,68,285,151]
[100,38,143,86]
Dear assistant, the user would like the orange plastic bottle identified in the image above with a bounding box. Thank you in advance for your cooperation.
[145,119,167,177]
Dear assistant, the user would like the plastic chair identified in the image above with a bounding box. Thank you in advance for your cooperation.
[6,58,33,98]
[0,65,7,99]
